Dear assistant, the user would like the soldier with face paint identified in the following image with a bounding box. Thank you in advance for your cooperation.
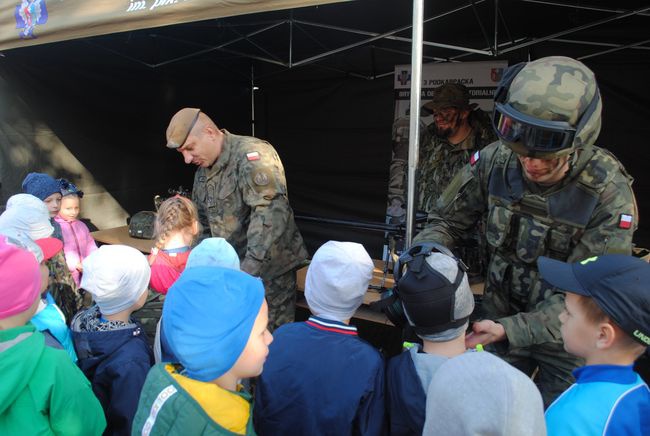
[414,56,638,406]
[164,109,308,331]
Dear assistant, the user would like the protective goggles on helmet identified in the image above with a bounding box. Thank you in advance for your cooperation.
[492,102,576,155]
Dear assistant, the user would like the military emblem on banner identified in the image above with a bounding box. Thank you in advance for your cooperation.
[15,0,48,39]
[397,70,410,86]
[491,68,505,83]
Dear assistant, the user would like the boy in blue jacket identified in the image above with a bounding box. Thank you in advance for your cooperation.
[540,255,650,435]
[71,244,153,436]
[254,241,385,436]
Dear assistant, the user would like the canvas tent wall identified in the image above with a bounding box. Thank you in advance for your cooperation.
[1,0,649,256]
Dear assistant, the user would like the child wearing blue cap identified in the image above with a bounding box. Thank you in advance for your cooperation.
[133,266,272,435]
[539,255,650,435]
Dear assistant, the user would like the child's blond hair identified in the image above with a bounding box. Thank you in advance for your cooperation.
[153,195,199,251]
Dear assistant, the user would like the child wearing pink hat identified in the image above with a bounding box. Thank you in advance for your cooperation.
[0,235,106,435]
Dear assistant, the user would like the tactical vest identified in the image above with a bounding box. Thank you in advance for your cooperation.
[485,146,619,263]
[482,146,630,311]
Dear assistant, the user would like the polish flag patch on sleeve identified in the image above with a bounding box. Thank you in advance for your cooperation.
[246,151,260,161]
[470,151,480,166]
[619,213,633,229]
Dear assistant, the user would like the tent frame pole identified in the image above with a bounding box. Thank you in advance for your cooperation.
[405,0,424,248]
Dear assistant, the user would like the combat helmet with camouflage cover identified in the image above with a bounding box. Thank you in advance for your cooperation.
[492,56,602,158]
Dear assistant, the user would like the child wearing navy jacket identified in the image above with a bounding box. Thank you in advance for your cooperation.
[254,241,385,436]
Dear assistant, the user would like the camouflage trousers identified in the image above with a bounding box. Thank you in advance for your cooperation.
[263,269,297,332]
[490,341,583,408]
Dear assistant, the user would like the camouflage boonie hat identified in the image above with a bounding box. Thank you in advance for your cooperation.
[166,108,201,149]
[506,56,602,155]
[422,83,476,115]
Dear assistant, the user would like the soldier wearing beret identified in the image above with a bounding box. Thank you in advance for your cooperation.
[414,57,638,406]
[165,109,308,331]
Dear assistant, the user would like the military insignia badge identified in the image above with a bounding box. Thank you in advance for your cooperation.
[15,0,48,39]
[470,151,480,166]
[491,67,504,82]
[254,172,270,186]
[246,151,260,161]
[619,214,633,229]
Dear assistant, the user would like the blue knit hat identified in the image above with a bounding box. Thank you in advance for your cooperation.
[163,266,265,382]
[59,178,84,198]
[186,237,240,271]
[21,172,61,201]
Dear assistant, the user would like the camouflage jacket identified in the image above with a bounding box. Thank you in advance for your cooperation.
[192,130,308,280]
[414,141,637,349]
[417,111,496,213]
[47,251,83,323]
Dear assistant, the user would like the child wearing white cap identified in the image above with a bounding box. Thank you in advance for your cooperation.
[254,240,385,436]
[70,244,153,436]
[0,235,106,435]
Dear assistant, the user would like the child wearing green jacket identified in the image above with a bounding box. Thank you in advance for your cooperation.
[0,234,106,435]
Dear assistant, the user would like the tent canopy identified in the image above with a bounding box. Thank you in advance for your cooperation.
[1,0,649,255]
[0,0,347,51]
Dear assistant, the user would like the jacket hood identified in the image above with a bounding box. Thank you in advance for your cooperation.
[0,325,44,414]
[71,308,143,375]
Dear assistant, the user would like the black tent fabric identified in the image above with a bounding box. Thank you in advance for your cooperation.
[1,0,649,257]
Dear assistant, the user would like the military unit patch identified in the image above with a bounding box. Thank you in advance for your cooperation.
[246,151,260,161]
[619,214,633,229]
[254,171,270,186]
[470,151,480,166]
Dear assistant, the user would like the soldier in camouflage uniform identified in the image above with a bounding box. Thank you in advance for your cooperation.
[413,57,638,406]
[418,83,496,213]
[165,108,308,331]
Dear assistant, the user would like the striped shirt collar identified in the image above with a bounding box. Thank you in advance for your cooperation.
[305,316,358,336]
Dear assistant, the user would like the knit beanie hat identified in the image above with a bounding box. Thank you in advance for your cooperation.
[186,237,240,270]
[81,245,151,315]
[0,235,42,319]
[305,241,374,322]
[423,351,546,436]
[59,178,84,198]
[0,194,54,240]
[163,266,265,382]
[21,172,61,200]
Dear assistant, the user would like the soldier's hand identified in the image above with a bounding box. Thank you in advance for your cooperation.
[465,319,506,349]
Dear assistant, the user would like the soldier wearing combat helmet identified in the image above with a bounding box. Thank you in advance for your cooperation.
[165,108,308,331]
[414,56,638,406]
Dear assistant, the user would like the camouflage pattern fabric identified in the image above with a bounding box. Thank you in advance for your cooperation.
[192,130,308,328]
[416,110,494,277]
[489,341,583,408]
[133,290,165,347]
[502,57,602,158]
[47,250,83,324]
[264,269,297,332]
[386,116,430,222]
[415,141,637,402]
[417,110,495,213]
